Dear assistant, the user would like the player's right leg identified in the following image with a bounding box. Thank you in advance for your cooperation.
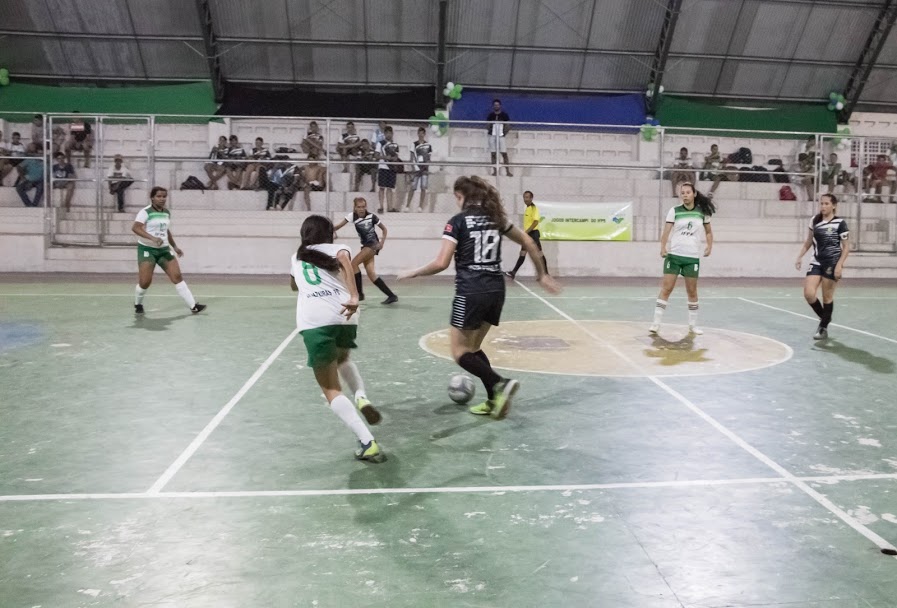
[135,256,155,315]
[651,267,679,334]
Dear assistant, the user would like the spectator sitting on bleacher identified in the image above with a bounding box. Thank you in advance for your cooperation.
[301,154,327,212]
[16,145,44,208]
[669,147,695,197]
[405,127,432,212]
[107,154,134,212]
[0,131,26,184]
[701,144,729,196]
[354,139,378,193]
[51,152,76,212]
[225,135,247,190]
[863,154,896,203]
[301,121,325,158]
[204,135,229,189]
[261,159,290,211]
[64,112,94,168]
[821,152,854,195]
[241,137,271,190]
[336,121,363,173]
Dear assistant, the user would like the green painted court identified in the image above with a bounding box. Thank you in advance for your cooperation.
[2,275,896,607]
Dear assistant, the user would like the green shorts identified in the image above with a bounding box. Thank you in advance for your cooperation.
[138,243,174,267]
[301,324,358,368]
[663,254,700,278]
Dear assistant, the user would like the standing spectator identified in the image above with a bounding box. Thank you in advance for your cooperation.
[336,121,363,173]
[301,121,326,158]
[241,137,271,190]
[669,147,695,197]
[204,135,229,189]
[486,99,512,176]
[371,121,388,148]
[799,152,815,201]
[51,152,76,212]
[107,154,134,212]
[0,131,26,183]
[354,139,378,193]
[702,144,729,196]
[64,111,94,168]
[404,127,432,212]
[16,145,44,207]
[301,154,327,212]
[375,127,401,213]
[225,135,247,190]
[30,115,44,151]
[864,154,896,203]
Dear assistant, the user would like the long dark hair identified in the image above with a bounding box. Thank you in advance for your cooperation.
[680,182,716,216]
[453,176,508,227]
[297,215,340,272]
[813,193,838,224]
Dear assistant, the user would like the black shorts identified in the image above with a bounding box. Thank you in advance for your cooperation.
[377,168,396,189]
[808,261,839,281]
[361,242,380,256]
[450,291,505,330]
[358,164,377,176]
[528,229,543,250]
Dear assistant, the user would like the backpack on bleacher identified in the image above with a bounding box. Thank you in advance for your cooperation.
[726,147,752,164]
[768,159,789,183]
[747,165,770,183]
[180,175,206,191]
[779,185,797,201]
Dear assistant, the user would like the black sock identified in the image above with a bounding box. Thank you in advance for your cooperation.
[354,271,363,296]
[821,302,834,328]
[474,350,490,366]
[541,255,549,275]
[808,299,824,319]
[458,352,501,401]
[373,277,395,297]
[511,255,526,275]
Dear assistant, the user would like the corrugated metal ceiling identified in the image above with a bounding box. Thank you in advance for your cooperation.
[2,0,897,109]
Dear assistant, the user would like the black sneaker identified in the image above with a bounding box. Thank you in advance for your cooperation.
[504,271,515,280]
[134,304,144,315]
[191,303,207,314]
[813,326,828,340]
[382,294,398,305]
[358,293,365,301]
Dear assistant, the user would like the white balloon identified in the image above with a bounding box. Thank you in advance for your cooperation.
[431,124,441,135]
[836,101,844,110]
[446,81,454,89]
[659,85,665,93]
[444,87,452,96]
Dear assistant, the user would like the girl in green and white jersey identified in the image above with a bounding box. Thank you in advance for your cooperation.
[131,187,205,315]
[290,215,385,463]
[650,183,715,335]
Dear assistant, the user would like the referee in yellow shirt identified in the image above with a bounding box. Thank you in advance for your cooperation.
[506,190,549,279]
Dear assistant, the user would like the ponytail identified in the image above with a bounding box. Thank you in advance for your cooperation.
[296,215,340,272]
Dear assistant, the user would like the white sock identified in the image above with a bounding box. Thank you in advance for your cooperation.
[135,285,146,305]
[338,359,367,401]
[688,301,699,326]
[174,280,196,309]
[653,299,668,325]
[330,394,374,444]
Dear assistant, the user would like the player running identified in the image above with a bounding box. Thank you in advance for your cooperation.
[332,197,398,304]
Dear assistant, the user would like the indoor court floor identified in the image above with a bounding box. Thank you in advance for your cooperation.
[1,274,896,607]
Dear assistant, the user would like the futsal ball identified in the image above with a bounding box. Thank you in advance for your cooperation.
[448,374,476,404]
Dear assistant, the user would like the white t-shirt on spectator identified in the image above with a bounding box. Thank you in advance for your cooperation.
[107,165,132,182]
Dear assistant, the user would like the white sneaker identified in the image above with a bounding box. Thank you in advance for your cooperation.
[689,326,703,335]
[649,324,659,334]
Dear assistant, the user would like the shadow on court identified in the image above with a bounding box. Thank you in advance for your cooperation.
[129,313,192,332]
[643,333,710,366]
[816,340,896,374]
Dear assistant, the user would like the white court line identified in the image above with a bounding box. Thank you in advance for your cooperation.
[4,473,897,502]
[739,297,897,345]
[515,281,897,556]
[146,328,300,495]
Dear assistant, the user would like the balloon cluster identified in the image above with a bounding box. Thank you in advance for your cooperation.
[0,68,9,87]
[641,116,660,142]
[832,125,851,151]
[443,81,463,100]
[645,83,664,98]
[828,92,846,111]
[428,111,449,137]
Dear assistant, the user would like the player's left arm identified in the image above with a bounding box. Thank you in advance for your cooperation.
[336,249,359,318]
[398,239,455,279]
[376,221,387,250]
[290,275,298,291]
[168,230,183,257]
[703,222,713,257]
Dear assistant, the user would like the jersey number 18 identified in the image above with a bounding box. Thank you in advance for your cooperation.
[472,229,500,263]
